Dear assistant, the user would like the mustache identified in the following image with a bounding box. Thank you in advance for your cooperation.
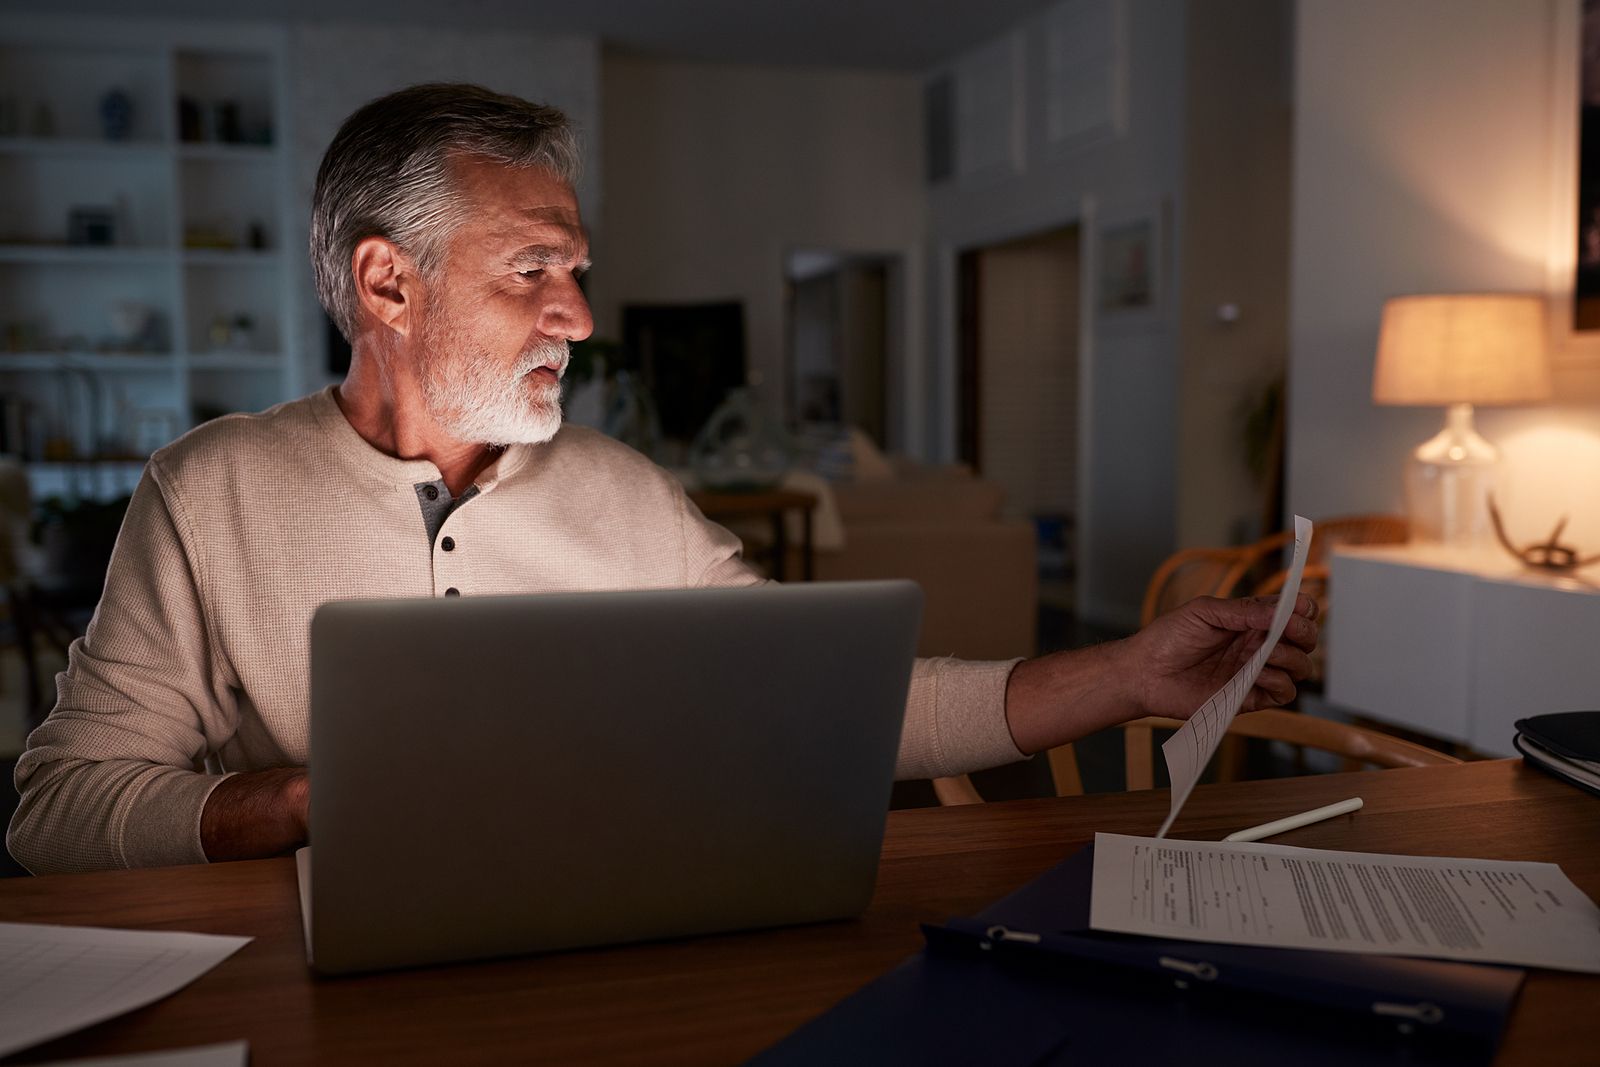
[517,340,571,377]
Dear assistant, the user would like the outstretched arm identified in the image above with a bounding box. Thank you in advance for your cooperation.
[1004,594,1319,755]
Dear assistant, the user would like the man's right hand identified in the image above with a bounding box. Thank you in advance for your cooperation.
[200,767,309,862]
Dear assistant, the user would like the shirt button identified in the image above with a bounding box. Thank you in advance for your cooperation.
[441,536,455,552]
[424,485,439,501]
[444,587,460,597]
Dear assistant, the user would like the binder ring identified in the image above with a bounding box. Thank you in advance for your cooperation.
[983,925,1042,947]
[1158,956,1218,981]
[1373,1001,1444,1025]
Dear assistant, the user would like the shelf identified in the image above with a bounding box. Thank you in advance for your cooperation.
[187,351,284,369]
[182,249,279,267]
[178,142,276,163]
[27,456,148,468]
[0,352,175,371]
[2,21,296,453]
[0,245,174,266]
[0,136,170,160]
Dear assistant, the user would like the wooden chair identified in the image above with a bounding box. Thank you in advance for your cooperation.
[932,710,1459,805]
[1140,545,1266,627]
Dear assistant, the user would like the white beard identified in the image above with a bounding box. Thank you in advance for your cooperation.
[419,328,569,447]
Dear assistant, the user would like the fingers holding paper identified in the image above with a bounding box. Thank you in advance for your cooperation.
[1129,592,1321,720]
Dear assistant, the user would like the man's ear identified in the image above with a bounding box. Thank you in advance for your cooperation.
[351,237,418,336]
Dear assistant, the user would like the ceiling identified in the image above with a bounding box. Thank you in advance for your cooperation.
[0,0,1058,71]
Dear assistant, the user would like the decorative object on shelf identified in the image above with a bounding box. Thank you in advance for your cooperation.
[214,101,241,143]
[689,387,793,493]
[105,303,165,353]
[208,314,232,350]
[108,302,151,350]
[177,95,203,141]
[247,221,268,250]
[99,87,133,140]
[1487,494,1600,572]
[0,96,19,137]
[185,223,236,250]
[228,314,256,351]
[205,313,256,352]
[1372,293,1552,546]
[67,207,116,246]
[4,320,47,354]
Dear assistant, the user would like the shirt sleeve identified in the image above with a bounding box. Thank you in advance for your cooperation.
[8,464,238,874]
[894,656,1026,779]
[675,486,1025,780]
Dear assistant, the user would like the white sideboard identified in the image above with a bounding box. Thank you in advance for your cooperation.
[1327,544,1600,757]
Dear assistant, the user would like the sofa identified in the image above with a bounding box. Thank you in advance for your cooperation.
[784,461,1038,661]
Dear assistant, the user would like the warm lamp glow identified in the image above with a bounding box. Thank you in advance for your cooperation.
[1373,293,1551,406]
[1371,293,1553,546]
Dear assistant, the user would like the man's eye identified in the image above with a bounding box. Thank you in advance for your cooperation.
[519,269,543,279]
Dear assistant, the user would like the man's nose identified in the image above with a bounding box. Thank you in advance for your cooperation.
[541,275,593,342]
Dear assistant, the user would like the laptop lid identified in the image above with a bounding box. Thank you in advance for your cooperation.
[307,580,922,975]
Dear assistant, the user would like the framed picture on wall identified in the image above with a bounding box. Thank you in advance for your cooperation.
[1545,0,1600,391]
[1097,218,1156,312]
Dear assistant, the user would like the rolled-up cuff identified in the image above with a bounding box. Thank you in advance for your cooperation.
[895,657,1026,780]
[118,767,233,868]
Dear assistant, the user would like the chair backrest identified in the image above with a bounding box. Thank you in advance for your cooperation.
[1140,545,1266,627]
[1120,709,1459,792]
[932,710,1459,804]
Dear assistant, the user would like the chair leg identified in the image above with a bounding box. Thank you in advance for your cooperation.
[1046,744,1085,797]
[1124,724,1154,790]
[932,774,984,806]
[1216,735,1245,782]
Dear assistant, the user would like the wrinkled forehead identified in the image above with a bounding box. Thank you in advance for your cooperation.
[446,154,588,253]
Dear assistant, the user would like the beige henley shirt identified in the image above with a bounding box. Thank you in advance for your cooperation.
[9,388,1023,874]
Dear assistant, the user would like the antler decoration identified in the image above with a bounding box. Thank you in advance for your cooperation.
[1487,494,1600,572]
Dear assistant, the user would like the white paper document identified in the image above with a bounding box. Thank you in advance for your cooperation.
[39,1040,249,1067]
[1156,514,1313,837]
[0,923,250,1059]
[1090,833,1600,974]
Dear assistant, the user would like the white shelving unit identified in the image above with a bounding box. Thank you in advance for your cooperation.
[0,17,299,499]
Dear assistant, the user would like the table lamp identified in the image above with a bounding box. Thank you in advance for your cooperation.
[1372,293,1551,545]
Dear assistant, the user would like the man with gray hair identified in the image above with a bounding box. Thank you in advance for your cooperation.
[8,84,1317,874]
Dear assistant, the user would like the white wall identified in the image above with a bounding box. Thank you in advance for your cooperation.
[596,54,925,431]
[1290,0,1600,549]
[928,0,1190,627]
[288,25,601,392]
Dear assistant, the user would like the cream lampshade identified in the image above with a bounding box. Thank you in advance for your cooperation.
[1372,293,1552,544]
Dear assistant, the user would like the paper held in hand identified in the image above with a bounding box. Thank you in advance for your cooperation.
[1156,515,1313,838]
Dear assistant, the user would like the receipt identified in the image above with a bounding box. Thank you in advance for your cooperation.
[1156,515,1312,838]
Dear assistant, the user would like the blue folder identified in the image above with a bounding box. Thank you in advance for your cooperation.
[748,844,1524,1066]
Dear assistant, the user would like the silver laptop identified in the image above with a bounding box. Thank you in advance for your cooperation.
[297,580,921,975]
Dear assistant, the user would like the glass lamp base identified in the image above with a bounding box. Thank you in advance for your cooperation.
[1404,404,1500,546]
[1405,456,1499,545]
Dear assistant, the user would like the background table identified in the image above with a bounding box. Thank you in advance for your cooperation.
[2,760,1595,1065]
[687,488,817,581]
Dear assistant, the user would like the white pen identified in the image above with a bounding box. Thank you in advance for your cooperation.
[1223,797,1364,843]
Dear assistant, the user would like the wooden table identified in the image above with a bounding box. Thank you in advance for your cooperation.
[687,489,817,581]
[2,760,1595,1065]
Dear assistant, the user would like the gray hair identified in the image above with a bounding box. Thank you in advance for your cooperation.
[310,83,582,342]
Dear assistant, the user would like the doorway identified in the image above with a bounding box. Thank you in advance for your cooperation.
[784,250,902,448]
[957,224,1081,610]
